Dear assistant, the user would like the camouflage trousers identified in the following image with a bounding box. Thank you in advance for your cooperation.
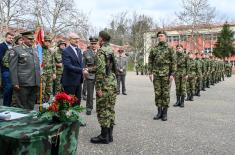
[186,77,195,94]
[42,74,53,103]
[206,74,210,87]
[210,72,216,84]
[153,76,170,108]
[202,75,207,89]
[175,75,187,96]
[54,74,63,94]
[96,77,117,128]
[195,76,202,92]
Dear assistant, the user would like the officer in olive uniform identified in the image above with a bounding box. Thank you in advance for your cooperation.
[148,30,176,121]
[9,31,40,110]
[83,36,98,115]
[173,44,188,108]
[41,35,56,103]
[116,48,128,95]
[53,40,66,94]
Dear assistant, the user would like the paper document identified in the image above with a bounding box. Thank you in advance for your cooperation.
[0,111,28,120]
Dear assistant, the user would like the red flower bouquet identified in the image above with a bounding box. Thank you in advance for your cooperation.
[38,92,84,122]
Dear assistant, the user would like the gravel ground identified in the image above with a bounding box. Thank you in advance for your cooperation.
[77,72,235,155]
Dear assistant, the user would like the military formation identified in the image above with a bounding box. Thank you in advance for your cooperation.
[148,30,233,122]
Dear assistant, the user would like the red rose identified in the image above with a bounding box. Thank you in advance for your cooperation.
[48,103,59,112]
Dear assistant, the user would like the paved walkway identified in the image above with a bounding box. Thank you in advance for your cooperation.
[77,72,235,155]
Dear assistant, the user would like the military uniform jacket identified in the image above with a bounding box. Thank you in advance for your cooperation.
[148,42,176,76]
[195,58,202,77]
[116,54,128,75]
[83,49,96,80]
[42,47,56,76]
[54,48,63,75]
[188,58,197,78]
[175,52,188,76]
[9,44,40,86]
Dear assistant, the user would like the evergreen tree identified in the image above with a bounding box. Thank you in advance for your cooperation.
[214,22,235,59]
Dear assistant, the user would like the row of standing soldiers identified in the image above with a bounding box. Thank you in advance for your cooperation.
[173,45,233,109]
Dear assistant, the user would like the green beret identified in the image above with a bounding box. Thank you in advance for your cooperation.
[99,31,111,42]
[57,40,66,47]
[44,35,52,41]
[20,31,34,39]
[157,30,167,37]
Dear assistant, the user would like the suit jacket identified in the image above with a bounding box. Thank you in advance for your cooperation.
[0,42,9,72]
[62,45,83,86]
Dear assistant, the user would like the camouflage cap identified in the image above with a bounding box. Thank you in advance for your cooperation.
[13,34,22,44]
[57,40,67,47]
[44,35,52,41]
[89,36,98,43]
[20,31,34,39]
[157,30,167,37]
[99,31,111,42]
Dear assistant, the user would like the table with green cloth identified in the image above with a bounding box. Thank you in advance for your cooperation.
[0,106,80,155]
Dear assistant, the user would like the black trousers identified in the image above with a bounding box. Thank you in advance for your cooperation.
[117,74,126,93]
[63,85,81,105]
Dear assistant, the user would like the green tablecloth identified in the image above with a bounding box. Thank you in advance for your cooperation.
[0,106,80,155]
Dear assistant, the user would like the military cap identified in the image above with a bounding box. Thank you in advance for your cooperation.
[157,30,167,37]
[44,35,52,41]
[13,34,22,44]
[176,44,183,48]
[20,31,34,39]
[118,48,124,52]
[99,31,111,42]
[57,40,66,47]
[89,36,98,43]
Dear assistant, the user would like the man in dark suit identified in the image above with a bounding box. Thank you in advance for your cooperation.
[0,32,14,106]
[62,33,86,106]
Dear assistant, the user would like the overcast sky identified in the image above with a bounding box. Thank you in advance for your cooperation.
[75,0,235,30]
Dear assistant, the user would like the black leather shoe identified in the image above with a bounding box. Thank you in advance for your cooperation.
[153,107,162,120]
[122,92,127,95]
[91,127,109,144]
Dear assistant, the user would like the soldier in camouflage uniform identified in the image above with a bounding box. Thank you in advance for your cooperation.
[195,52,202,96]
[210,55,216,86]
[201,52,207,91]
[204,54,211,88]
[53,40,66,94]
[135,62,140,75]
[41,35,56,103]
[83,36,98,115]
[186,52,196,101]
[148,31,176,121]
[90,31,117,144]
[173,44,188,108]
[225,62,232,77]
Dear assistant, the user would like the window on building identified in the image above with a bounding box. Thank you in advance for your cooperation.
[204,48,212,53]
[172,36,179,42]
[212,34,217,41]
[204,34,212,40]
[180,35,187,41]
[167,36,172,42]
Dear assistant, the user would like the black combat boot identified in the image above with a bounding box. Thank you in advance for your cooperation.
[185,93,190,101]
[153,107,162,120]
[180,95,185,107]
[161,107,168,121]
[90,127,109,144]
[173,95,181,107]
[196,90,200,96]
[109,126,113,142]
[189,92,194,101]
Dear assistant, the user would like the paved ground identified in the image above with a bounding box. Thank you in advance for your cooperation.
[77,72,235,155]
